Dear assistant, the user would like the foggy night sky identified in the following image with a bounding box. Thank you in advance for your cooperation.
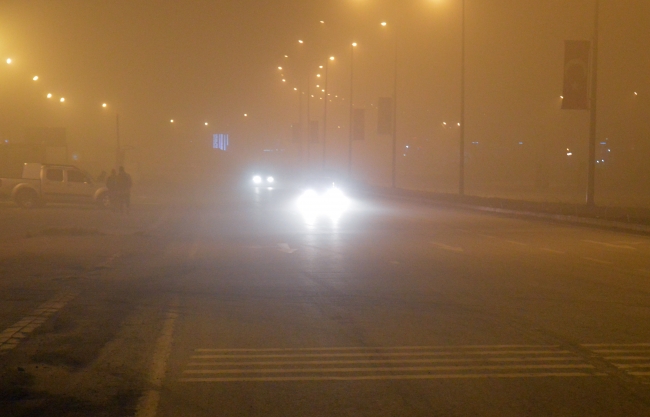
[0,0,648,202]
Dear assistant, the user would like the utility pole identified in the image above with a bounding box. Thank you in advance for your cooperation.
[587,0,600,206]
[306,74,311,170]
[391,30,398,188]
[322,57,333,171]
[348,43,356,178]
[115,113,122,169]
[459,0,466,197]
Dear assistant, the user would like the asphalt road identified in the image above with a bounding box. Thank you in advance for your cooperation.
[2,187,650,416]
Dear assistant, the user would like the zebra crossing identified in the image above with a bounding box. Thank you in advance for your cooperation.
[585,343,650,377]
[179,344,606,382]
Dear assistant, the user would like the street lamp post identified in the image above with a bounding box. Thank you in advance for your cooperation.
[115,113,122,169]
[586,0,600,206]
[382,21,398,188]
[392,29,398,189]
[348,43,357,178]
[322,56,334,171]
[459,0,466,197]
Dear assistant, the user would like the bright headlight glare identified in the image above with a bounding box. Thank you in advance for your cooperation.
[253,175,262,184]
[267,176,274,183]
[297,187,348,219]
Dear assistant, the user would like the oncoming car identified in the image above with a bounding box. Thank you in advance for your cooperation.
[297,176,349,219]
[251,173,276,187]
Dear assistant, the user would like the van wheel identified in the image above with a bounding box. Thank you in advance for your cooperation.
[15,189,39,209]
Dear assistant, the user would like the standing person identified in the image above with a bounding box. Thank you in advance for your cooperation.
[106,169,119,211]
[116,166,132,213]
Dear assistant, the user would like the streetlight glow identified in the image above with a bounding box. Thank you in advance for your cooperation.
[6,58,12,64]
[329,56,335,61]
[170,119,174,123]
[298,40,304,44]
[381,22,387,27]
[352,42,357,47]
[33,76,39,81]
[278,66,282,70]
[46,93,52,99]
[60,97,65,103]
[317,74,321,77]
[204,122,208,126]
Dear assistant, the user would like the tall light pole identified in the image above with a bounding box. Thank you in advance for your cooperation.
[348,43,357,178]
[586,0,600,206]
[459,0,466,197]
[392,28,398,188]
[115,113,122,169]
[381,21,398,188]
[103,103,122,169]
[307,73,312,168]
[322,56,334,171]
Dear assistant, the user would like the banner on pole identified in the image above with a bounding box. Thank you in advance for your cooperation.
[352,109,365,141]
[377,97,393,135]
[562,40,591,110]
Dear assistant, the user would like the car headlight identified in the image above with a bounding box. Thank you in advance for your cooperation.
[253,175,262,184]
[267,176,274,183]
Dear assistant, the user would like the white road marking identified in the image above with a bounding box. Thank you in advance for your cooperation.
[581,257,613,265]
[179,372,604,382]
[195,344,557,352]
[430,242,464,253]
[135,300,179,417]
[183,364,596,375]
[191,350,571,359]
[580,343,650,378]
[278,243,297,254]
[540,248,566,255]
[583,343,650,348]
[187,356,584,367]
[582,240,637,250]
[179,344,624,382]
[0,290,78,354]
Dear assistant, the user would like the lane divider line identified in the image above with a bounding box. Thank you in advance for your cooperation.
[135,299,179,417]
[582,240,637,251]
[581,257,613,265]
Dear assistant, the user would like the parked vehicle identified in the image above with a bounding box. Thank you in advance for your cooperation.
[0,163,110,208]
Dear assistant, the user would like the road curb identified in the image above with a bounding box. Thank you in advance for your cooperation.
[367,191,650,234]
